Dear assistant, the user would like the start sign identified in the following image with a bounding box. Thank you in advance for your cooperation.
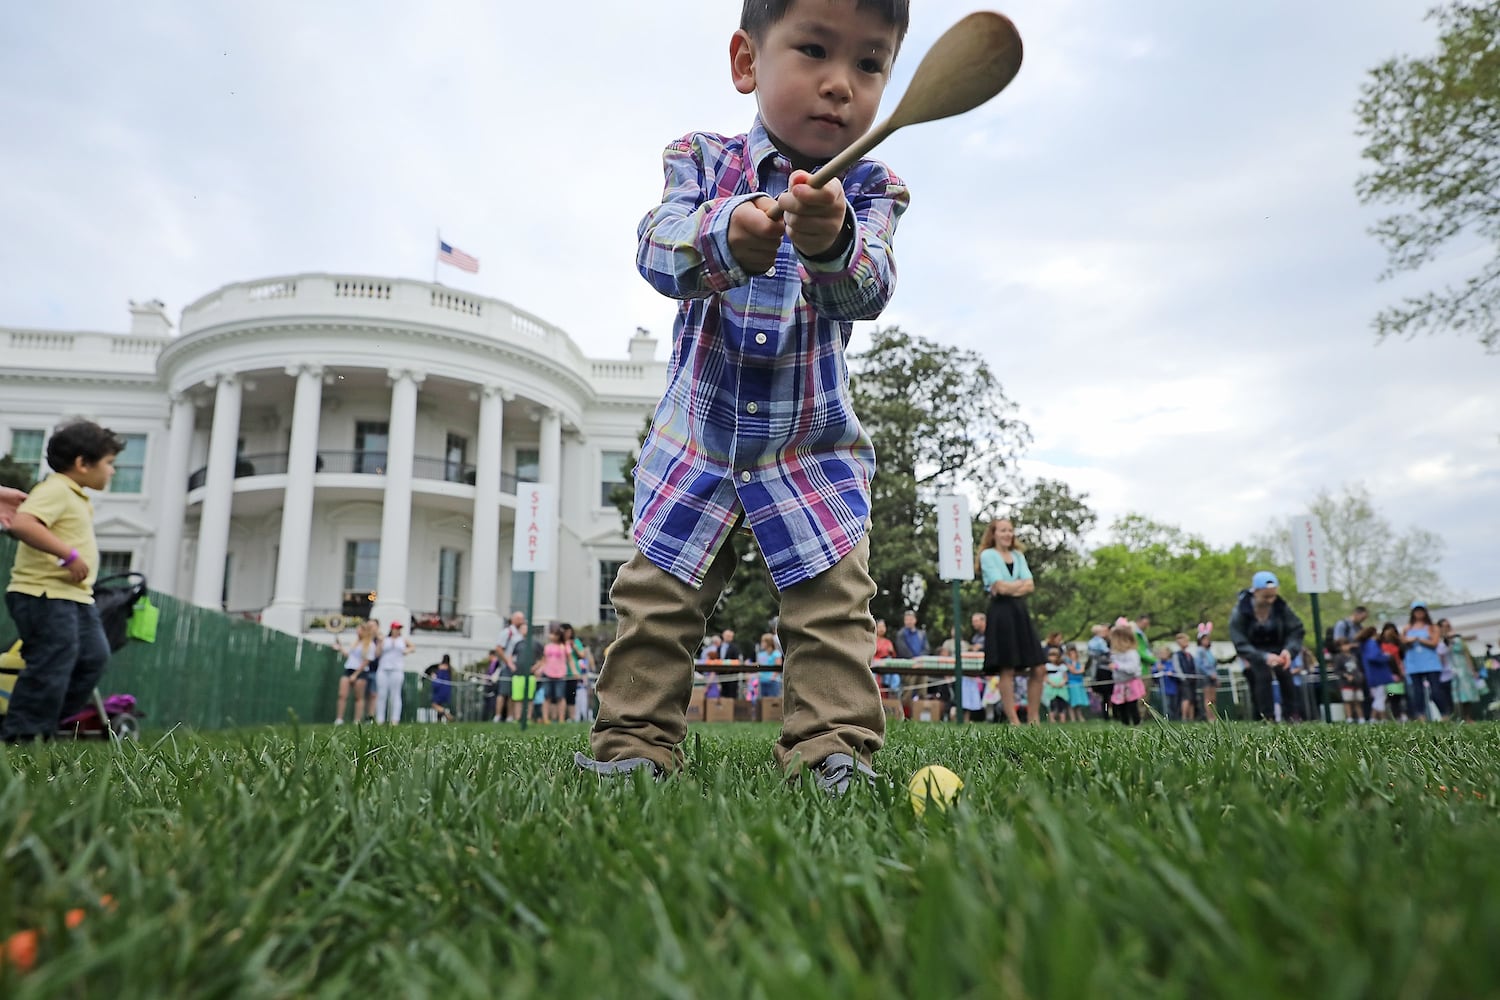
[936,494,975,581]
[1290,514,1330,594]
[511,482,555,573]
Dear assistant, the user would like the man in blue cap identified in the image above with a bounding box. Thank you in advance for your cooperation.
[1229,570,1306,722]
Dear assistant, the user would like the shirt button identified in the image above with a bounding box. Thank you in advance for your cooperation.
[746,402,758,414]
[740,471,752,483]
[755,333,768,345]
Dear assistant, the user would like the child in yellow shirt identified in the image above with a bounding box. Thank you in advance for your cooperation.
[3,421,123,742]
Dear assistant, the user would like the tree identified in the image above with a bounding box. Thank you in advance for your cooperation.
[1256,483,1448,618]
[1356,1,1500,349]
[850,326,1031,632]
[1047,516,1266,644]
[0,453,35,491]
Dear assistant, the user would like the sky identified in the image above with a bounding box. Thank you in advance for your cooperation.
[2,1,1496,601]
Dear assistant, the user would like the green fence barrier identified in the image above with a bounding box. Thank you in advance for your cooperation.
[0,535,422,729]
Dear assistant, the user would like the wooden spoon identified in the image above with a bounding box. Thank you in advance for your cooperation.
[766,11,1023,220]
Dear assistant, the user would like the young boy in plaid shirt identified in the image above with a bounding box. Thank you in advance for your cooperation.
[578,0,910,793]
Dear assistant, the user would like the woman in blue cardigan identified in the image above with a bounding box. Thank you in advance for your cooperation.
[977,518,1044,725]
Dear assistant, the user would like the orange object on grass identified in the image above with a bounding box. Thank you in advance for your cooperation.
[3,929,39,972]
[3,895,114,971]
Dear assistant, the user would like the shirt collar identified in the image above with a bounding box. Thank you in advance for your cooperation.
[748,117,791,188]
[50,472,88,499]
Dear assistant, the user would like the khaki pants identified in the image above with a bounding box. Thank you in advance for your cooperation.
[589,534,884,773]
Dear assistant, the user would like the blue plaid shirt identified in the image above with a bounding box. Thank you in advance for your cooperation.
[632,118,909,590]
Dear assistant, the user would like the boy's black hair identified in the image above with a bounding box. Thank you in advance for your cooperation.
[46,420,124,472]
[740,0,909,43]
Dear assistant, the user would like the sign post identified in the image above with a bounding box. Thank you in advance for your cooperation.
[936,495,976,724]
[1290,514,1332,722]
[512,483,555,731]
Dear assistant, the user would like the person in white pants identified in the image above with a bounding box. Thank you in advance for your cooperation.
[377,622,414,724]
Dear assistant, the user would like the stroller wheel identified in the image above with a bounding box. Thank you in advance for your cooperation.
[110,713,141,741]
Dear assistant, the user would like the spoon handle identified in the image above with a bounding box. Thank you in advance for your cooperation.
[763,117,896,221]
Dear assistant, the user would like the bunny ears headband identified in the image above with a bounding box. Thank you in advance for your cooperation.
[1197,622,1213,639]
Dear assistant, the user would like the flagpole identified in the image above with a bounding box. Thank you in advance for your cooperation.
[433,228,440,284]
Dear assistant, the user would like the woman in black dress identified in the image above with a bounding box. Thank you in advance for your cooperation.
[977,518,1044,724]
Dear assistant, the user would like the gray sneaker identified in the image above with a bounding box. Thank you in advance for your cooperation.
[813,753,879,796]
[574,751,665,779]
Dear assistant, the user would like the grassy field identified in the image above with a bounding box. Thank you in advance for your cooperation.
[1,720,1498,999]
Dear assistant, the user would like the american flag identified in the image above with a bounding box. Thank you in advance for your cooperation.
[437,240,479,273]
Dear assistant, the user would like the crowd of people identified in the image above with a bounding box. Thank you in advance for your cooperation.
[358,550,1496,730]
[327,611,599,726]
[553,515,1496,730]
[1330,605,1490,723]
[859,516,1231,725]
[306,513,1494,730]
[693,628,785,701]
[9,426,1487,742]
[858,521,1496,726]
[473,614,596,726]
[866,606,1221,725]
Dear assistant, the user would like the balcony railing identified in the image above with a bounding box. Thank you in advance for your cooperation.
[187,452,290,491]
[411,456,477,485]
[188,453,516,490]
[409,611,472,637]
[317,451,387,475]
[299,608,471,637]
[303,609,365,634]
[179,275,596,379]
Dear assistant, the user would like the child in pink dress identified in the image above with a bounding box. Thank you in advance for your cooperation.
[536,628,570,725]
[1109,619,1146,726]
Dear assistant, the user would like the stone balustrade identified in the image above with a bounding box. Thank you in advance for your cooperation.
[179,273,603,371]
[4,329,167,377]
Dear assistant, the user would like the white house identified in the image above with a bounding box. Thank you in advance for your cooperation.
[1,274,666,663]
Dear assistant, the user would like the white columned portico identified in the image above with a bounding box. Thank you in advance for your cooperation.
[261,364,324,635]
[534,407,563,623]
[152,392,196,598]
[191,374,242,608]
[371,368,422,629]
[464,384,506,644]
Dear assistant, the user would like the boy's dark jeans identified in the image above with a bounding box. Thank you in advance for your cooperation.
[2,592,111,741]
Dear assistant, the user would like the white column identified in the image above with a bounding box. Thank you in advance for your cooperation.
[261,364,324,635]
[534,408,563,623]
[371,369,422,628]
[464,384,505,643]
[191,374,242,608]
[152,392,196,598]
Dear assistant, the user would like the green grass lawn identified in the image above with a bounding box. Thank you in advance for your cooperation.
[1,720,1498,998]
